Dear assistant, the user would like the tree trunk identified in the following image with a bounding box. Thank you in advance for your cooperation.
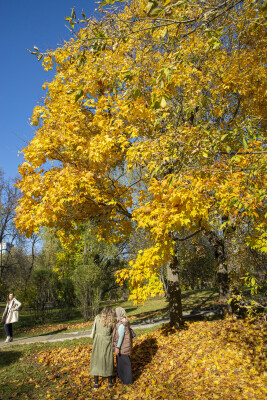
[160,265,169,299]
[166,254,184,327]
[206,226,230,302]
[217,257,229,301]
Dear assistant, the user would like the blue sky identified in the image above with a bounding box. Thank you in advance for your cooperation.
[0,0,99,180]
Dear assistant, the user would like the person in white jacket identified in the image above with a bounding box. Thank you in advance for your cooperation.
[1,293,21,342]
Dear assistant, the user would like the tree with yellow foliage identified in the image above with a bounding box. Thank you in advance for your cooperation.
[16,0,266,326]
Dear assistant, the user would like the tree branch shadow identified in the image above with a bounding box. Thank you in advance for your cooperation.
[39,328,67,336]
[0,350,22,368]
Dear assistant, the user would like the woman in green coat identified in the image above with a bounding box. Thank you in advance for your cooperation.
[90,306,116,389]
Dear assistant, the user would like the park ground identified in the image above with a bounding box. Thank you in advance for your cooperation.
[0,290,266,400]
[0,289,220,340]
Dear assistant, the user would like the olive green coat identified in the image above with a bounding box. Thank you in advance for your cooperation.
[89,315,114,377]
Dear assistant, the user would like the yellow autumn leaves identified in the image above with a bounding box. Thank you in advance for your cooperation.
[35,317,266,400]
[15,0,266,301]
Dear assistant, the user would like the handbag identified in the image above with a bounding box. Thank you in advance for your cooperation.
[130,328,136,338]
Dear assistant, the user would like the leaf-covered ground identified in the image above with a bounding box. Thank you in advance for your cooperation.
[1,316,265,400]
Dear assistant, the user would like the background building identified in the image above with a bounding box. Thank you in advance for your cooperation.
[0,242,13,254]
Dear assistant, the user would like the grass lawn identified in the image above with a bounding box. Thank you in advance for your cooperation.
[0,288,220,341]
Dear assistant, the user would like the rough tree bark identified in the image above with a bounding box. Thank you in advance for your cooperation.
[206,216,231,301]
[165,229,205,327]
[166,249,184,328]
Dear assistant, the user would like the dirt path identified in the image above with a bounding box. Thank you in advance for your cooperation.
[0,306,229,348]
[0,318,170,347]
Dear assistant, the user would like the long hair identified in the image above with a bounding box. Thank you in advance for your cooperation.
[100,306,116,328]
[7,293,14,304]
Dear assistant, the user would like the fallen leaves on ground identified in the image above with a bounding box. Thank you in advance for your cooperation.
[33,317,266,400]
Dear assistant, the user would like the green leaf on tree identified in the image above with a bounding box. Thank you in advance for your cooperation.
[242,137,248,152]
[75,89,84,101]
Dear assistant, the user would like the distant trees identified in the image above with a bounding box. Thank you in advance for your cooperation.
[14,0,267,326]
[0,170,20,285]
[178,235,215,290]
[20,223,126,321]
[0,175,127,321]
[72,222,126,320]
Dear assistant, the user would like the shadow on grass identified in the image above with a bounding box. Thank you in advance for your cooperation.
[184,313,225,323]
[130,307,169,323]
[39,328,67,336]
[191,290,220,311]
[11,308,82,332]
[132,338,158,382]
[181,288,217,299]
[124,307,138,314]
[182,289,219,311]
[0,350,22,368]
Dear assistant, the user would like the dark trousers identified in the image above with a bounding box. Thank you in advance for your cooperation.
[4,323,13,337]
[116,355,133,385]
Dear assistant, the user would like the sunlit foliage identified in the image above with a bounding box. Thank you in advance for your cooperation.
[16,0,267,302]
